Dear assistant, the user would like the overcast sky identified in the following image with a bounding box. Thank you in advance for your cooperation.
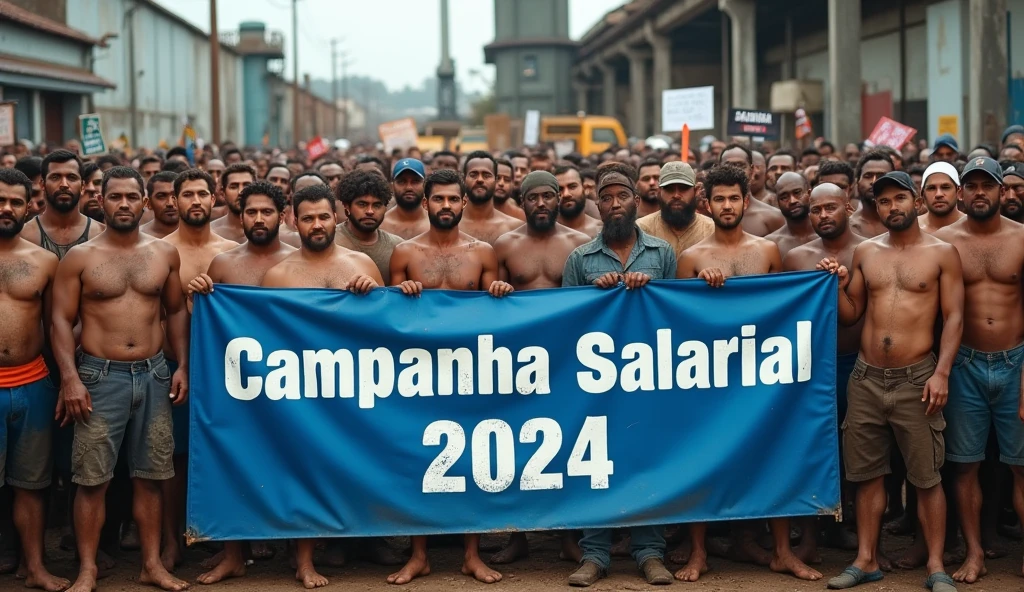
[153,0,624,93]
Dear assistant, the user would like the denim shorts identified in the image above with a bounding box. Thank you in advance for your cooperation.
[167,359,189,456]
[71,352,175,486]
[945,343,1024,465]
[1,374,58,489]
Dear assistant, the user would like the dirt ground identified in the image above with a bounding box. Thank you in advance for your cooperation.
[11,529,1022,591]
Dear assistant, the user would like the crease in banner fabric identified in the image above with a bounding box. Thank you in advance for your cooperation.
[186,271,839,541]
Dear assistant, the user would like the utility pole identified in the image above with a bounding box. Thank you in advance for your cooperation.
[291,0,299,147]
[341,55,352,139]
[126,2,139,150]
[210,0,221,144]
[331,38,339,139]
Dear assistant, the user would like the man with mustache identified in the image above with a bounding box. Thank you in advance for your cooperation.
[80,163,105,223]
[458,151,521,246]
[751,151,776,205]
[184,181,296,585]
[918,162,963,234]
[932,157,1024,584]
[765,172,817,258]
[766,151,797,198]
[335,169,404,285]
[820,171,963,592]
[0,167,67,592]
[19,150,104,259]
[492,158,525,221]
[1002,163,1024,222]
[676,166,814,584]
[52,166,191,592]
[718,145,785,237]
[554,165,602,239]
[636,158,663,218]
[210,163,256,243]
[14,157,45,221]
[635,162,713,260]
[387,168,514,586]
[380,158,429,240]
[849,150,895,238]
[160,169,237,572]
[140,172,181,239]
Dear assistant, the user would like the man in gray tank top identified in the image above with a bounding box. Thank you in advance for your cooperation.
[17,150,103,260]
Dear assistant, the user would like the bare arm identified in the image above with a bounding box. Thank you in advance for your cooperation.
[933,246,964,379]
[676,251,697,279]
[161,246,190,404]
[41,253,58,346]
[838,246,867,326]
[493,240,511,283]
[261,265,286,288]
[480,244,500,287]
[765,242,783,273]
[50,250,88,424]
[389,244,410,286]
[782,250,804,272]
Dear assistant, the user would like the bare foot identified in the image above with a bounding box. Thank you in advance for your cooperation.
[490,533,528,564]
[387,556,430,585]
[196,554,246,585]
[66,567,98,592]
[199,551,224,571]
[461,555,502,584]
[161,545,183,573]
[140,562,191,591]
[250,541,275,560]
[732,538,772,566]
[770,550,822,580]
[295,566,328,589]
[674,551,708,582]
[952,553,987,583]
[24,567,72,592]
[793,539,822,565]
[559,533,582,563]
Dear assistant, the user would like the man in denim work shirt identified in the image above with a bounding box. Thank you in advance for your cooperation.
[561,171,675,587]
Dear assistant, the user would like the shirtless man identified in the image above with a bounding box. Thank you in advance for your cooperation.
[676,165,818,584]
[204,159,227,219]
[160,169,237,571]
[932,157,1024,583]
[140,172,179,239]
[459,151,521,246]
[19,150,104,259]
[380,158,429,240]
[636,159,663,218]
[766,151,797,203]
[849,150,895,238]
[718,145,785,237]
[784,183,866,555]
[261,184,381,589]
[493,158,525,221]
[210,163,256,243]
[554,165,602,238]
[1001,164,1024,223]
[0,168,66,592]
[751,150,776,206]
[815,160,858,204]
[52,166,191,592]
[821,170,962,592]
[765,172,817,258]
[917,162,963,234]
[387,168,513,586]
[186,181,295,586]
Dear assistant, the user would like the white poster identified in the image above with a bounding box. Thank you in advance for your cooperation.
[523,110,540,146]
[662,86,715,132]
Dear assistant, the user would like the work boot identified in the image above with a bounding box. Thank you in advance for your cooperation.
[641,557,673,585]
[568,561,605,587]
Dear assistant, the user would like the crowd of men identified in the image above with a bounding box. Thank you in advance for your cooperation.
[2,123,1024,592]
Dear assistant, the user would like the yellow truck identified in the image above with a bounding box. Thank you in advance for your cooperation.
[540,116,627,156]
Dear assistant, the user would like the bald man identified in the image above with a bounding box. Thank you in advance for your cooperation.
[765,172,817,258]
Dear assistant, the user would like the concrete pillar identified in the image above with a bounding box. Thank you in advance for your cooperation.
[598,62,617,118]
[572,80,589,114]
[968,0,1007,147]
[719,0,756,109]
[644,21,672,133]
[625,49,649,137]
[828,0,862,144]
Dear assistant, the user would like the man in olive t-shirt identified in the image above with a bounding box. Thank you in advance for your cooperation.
[335,170,404,284]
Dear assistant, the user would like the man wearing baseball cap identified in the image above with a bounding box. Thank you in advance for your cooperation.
[933,156,1024,584]
[380,158,428,240]
[563,171,675,588]
[636,161,714,260]
[932,134,960,164]
[919,161,963,234]
[1001,162,1024,222]
[1002,124,1024,149]
[821,169,963,591]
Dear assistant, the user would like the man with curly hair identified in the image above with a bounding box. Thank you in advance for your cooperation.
[335,169,404,284]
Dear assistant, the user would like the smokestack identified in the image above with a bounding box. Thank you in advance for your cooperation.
[438,0,454,75]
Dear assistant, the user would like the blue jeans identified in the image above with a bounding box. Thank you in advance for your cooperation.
[1,374,58,489]
[579,526,665,570]
[946,343,1024,465]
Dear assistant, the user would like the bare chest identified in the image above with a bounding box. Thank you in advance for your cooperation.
[506,242,574,288]
[83,252,164,300]
[177,246,227,292]
[696,248,770,278]
[410,250,483,290]
[862,258,937,295]
[0,259,47,301]
[461,219,512,246]
[954,238,1023,286]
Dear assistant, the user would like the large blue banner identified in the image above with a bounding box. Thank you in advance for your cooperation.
[186,271,839,541]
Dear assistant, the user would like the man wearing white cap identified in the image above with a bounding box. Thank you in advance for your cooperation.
[919,162,963,234]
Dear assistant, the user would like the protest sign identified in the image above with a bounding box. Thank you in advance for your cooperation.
[0,102,15,146]
[662,86,714,132]
[866,117,917,149]
[306,136,330,160]
[187,273,839,541]
[78,114,107,156]
[728,109,780,140]
[378,118,420,154]
[523,110,540,146]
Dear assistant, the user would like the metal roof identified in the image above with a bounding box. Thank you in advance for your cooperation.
[0,53,116,90]
[0,1,100,45]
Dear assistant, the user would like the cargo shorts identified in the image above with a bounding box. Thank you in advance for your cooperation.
[71,352,175,486]
[842,355,945,489]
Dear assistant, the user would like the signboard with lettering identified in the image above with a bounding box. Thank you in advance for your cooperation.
[662,86,715,132]
[79,114,107,156]
[523,110,541,146]
[378,118,420,154]
[727,109,780,140]
[0,102,16,146]
[865,117,917,150]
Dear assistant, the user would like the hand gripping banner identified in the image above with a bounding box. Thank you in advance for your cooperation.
[186,271,839,541]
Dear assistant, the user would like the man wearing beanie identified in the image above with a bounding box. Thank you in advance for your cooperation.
[1001,162,1024,222]
[637,162,714,260]
[562,171,676,587]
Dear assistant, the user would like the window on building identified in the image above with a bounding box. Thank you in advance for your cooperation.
[522,55,538,80]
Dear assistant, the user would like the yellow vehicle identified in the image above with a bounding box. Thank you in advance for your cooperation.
[540,116,627,156]
[456,127,489,153]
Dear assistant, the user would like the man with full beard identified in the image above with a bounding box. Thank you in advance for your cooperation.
[676,167,809,585]
[765,172,817,258]
[19,150,104,259]
[636,162,713,260]
[0,168,67,592]
[459,151,521,246]
[554,165,602,238]
[718,145,784,237]
[140,172,180,239]
[381,158,429,240]
[917,162,963,234]
[160,169,237,572]
[562,171,675,588]
[335,169,404,284]
[636,158,662,218]
[493,158,525,221]
[849,150,895,238]
[183,181,296,586]
[210,163,256,243]
[1001,163,1024,222]
[80,163,105,223]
